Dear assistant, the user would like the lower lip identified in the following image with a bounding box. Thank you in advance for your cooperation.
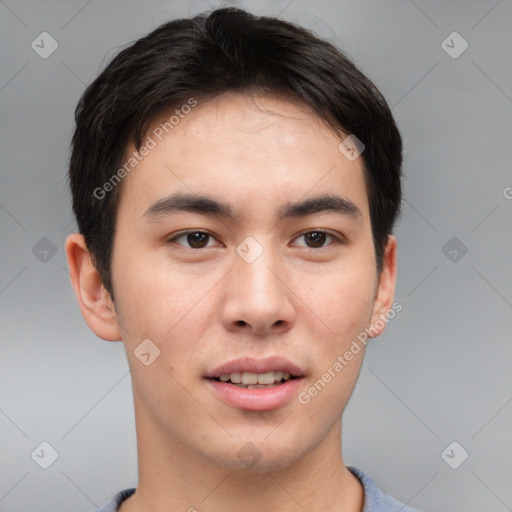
[205,378,304,411]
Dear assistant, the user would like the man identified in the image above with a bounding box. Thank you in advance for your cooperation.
[65,7,421,511]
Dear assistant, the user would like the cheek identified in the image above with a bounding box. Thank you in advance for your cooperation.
[298,267,376,340]
[297,274,372,414]
[112,251,219,340]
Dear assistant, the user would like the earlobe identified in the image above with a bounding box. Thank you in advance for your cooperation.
[65,233,122,342]
[368,235,398,338]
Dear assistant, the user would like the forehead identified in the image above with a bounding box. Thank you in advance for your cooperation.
[116,92,369,221]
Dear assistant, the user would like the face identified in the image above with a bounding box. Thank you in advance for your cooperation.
[107,92,396,472]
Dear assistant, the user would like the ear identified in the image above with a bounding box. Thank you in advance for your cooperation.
[65,233,122,341]
[368,234,398,338]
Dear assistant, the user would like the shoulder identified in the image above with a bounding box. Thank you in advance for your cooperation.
[90,488,136,512]
[347,466,423,512]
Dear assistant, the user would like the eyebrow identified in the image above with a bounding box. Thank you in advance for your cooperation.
[143,192,362,223]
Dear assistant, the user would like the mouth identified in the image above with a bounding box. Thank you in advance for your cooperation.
[210,371,301,389]
[204,357,306,411]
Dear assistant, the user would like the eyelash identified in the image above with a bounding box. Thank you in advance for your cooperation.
[167,230,344,250]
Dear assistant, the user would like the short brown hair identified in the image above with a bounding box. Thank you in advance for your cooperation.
[68,7,402,298]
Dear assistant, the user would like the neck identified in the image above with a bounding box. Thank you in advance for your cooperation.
[119,392,364,512]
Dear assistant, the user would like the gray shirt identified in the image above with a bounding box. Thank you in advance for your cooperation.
[92,466,422,512]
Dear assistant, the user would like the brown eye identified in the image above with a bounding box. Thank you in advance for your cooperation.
[294,230,338,249]
[304,231,327,248]
[168,231,216,249]
[186,232,210,248]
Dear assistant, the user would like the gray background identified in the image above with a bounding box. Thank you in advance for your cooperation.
[1,0,511,511]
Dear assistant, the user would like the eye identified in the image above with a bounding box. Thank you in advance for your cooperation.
[167,229,343,250]
[293,230,341,249]
[167,230,220,249]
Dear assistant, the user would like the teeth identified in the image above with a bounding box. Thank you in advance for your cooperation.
[217,371,293,385]
[242,372,258,385]
[256,372,275,385]
[231,372,242,383]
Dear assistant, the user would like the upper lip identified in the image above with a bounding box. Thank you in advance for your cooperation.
[205,356,306,379]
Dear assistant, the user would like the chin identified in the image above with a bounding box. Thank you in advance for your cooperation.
[203,439,313,474]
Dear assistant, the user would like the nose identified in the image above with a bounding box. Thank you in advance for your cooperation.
[219,241,296,336]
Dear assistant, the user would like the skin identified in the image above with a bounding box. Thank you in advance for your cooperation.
[66,92,397,512]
